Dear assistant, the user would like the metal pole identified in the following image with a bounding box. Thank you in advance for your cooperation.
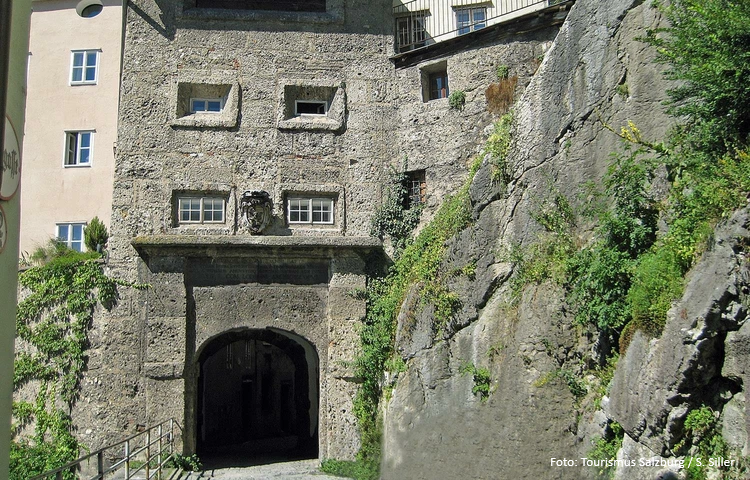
[145,430,150,480]
[97,451,104,480]
[157,424,162,480]
[125,440,130,479]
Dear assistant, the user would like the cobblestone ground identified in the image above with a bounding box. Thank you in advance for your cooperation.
[179,459,348,479]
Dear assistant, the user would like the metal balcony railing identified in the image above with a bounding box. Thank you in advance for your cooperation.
[28,418,179,480]
[393,0,566,53]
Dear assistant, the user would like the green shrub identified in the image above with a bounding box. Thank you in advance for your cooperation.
[588,422,624,479]
[646,0,750,155]
[460,362,492,401]
[167,453,202,471]
[448,90,466,110]
[83,216,108,253]
[485,113,514,184]
[496,64,510,80]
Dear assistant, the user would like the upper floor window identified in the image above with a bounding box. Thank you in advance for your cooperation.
[190,98,223,113]
[287,197,334,225]
[57,223,86,251]
[70,50,99,85]
[396,13,427,53]
[177,196,225,224]
[194,0,325,11]
[64,131,93,166]
[456,7,486,35]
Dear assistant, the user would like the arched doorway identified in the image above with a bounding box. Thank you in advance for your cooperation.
[196,328,319,468]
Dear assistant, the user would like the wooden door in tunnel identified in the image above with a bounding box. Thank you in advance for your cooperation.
[196,329,318,466]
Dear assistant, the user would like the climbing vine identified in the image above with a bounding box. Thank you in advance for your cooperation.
[11,246,146,480]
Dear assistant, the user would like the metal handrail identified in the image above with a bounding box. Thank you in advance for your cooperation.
[29,418,180,480]
[393,0,567,53]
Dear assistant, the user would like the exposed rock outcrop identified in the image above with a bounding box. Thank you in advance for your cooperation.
[608,208,750,478]
[382,0,682,478]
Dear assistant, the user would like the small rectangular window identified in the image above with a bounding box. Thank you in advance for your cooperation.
[287,197,334,225]
[64,131,94,166]
[70,50,99,85]
[190,98,224,113]
[56,223,86,251]
[405,170,426,208]
[295,100,328,116]
[177,196,225,224]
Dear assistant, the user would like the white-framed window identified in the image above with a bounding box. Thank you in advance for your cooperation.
[456,7,486,35]
[294,100,328,116]
[190,98,223,113]
[287,197,334,225]
[56,223,86,252]
[64,131,93,166]
[70,50,99,85]
[177,196,225,224]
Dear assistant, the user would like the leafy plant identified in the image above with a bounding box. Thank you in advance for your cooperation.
[588,422,624,479]
[460,362,492,401]
[645,0,750,155]
[496,64,510,80]
[11,250,147,480]
[83,216,108,253]
[485,112,514,183]
[371,164,423,255]
[167,453,203,471]
[675,406,747,480]
[448,90,466,110]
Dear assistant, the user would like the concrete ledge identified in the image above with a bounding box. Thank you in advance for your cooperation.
[132,234,382,258]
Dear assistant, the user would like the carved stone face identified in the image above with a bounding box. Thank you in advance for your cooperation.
[240,190,272,234]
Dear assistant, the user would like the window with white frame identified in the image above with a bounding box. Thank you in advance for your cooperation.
[57,223,86,252]
[177,196,225,224]
[287,197,334,225]
[70,50,99,85]
[190,98,224,113]
[456,7,486,35]
[64,131,93,166]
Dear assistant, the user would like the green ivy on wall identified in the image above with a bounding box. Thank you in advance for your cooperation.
[11,247,146,480]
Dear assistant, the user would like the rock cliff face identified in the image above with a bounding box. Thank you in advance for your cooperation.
[379,0,749,478]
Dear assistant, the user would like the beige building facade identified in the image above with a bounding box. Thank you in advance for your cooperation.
[19,0,122,255]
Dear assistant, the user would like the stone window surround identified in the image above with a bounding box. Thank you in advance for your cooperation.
[420,60,449,102]
[171,188,234,231]
[177,195,226,225]
[277,183,344,232]
[277,79,346,132]
[166,184,344,234]
[178,0,344,25]
[287,197,335,225]
[170,73,240,129]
